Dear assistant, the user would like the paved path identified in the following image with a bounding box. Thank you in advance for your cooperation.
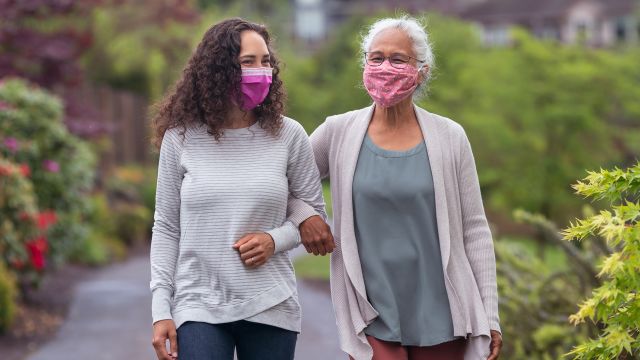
[27,249,343,360]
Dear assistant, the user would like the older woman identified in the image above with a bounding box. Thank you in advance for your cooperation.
[291,16,503,360]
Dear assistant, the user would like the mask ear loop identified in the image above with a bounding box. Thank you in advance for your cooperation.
[416,61,430,88]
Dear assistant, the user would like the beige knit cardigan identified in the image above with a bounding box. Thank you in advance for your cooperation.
[289,104,500,360]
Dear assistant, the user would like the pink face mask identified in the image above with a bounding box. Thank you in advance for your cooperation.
[363,62,420,108]
[238,67,273,111]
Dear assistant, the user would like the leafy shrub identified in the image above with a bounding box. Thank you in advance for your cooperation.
[563,165,640,359]
[113,203,152,246]
[0,263,17,333]
[0,79,96,266]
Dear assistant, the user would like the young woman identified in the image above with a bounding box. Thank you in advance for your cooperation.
[149,18,325,360]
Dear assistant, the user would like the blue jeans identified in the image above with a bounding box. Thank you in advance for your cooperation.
[177,320,297,360]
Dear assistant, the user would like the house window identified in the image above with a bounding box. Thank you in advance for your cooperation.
[616,18,627,41]
[484,25,510,46]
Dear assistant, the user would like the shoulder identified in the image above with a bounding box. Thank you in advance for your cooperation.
[279,116,309,142]
[162,125,201,153]
[416,106,469,148]
[280,116,307,135]
[324,106,370,130]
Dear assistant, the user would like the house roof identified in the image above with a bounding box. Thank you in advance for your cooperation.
[461,0,637,24]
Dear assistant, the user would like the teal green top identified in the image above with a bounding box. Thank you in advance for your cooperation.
[352,134,456,346]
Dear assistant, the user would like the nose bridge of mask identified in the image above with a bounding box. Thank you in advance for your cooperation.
[241,67,273,83]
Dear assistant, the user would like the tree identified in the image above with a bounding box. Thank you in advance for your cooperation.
[83,0,200,98]
[563,164,640,359]
[0,0,110,138]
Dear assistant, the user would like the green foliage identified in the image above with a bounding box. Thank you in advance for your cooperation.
[281,15,373,132]
[0,79,96,266]
[563,164,640,359]
[106,165,156,244]
[67,231,110,267]
[113,203,152,246]
[69,193,127,266]
[421,25,640,223]
[83,1,199,98]
[0,263,17,333]
[495,239,589,359]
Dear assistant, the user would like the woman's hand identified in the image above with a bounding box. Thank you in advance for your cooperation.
[152,319,178,360]
[299,215,334,256]
[487,330,503,360]
[233,232,275,267]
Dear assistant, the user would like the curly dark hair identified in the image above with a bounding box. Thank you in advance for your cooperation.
[151,18,286,148]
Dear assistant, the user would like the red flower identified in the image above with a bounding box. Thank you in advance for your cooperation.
[19,163,31,177]
[26,236,48,271]
[37,211,57,230]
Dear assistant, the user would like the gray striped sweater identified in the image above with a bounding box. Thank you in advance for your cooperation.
[150,118,325,332]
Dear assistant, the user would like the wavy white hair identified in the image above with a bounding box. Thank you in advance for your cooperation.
[361,16,435,91]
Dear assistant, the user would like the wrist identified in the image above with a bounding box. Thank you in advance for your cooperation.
[263,232,275,249]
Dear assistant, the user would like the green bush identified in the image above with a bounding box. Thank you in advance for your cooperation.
[69,193,128,266]
[68,229,126,266]
[495,239,589,359]
[106,165,156,242]
[0,79,96,266]
[0,263,17,333]
[113,203,152,246]
[0,157,43,282]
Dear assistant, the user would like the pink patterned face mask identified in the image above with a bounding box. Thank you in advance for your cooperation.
[238,67,273,111]
[363,62,420,108]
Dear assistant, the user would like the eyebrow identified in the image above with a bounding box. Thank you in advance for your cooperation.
[239,54,270,60]
[368,51,411,57]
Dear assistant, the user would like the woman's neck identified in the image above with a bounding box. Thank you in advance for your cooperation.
[371,97,416,129]
[226,105,257,129]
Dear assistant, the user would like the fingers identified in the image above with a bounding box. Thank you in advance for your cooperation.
[240,247,262,261]
[487,332,502,360]
[169,328,178,359]
[232,234,253,249]
[152,334,171,360]
[238,238,258,254]
[234,234,272,267]
[325,232,336,253]
[487,348,499,360]
[299,216,336,256]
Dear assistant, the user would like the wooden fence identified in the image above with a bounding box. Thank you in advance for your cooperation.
[62,84,154,170]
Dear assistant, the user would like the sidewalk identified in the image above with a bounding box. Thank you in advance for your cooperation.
[26,250,343,360]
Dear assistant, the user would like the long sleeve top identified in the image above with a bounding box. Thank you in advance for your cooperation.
[150,118,326,332]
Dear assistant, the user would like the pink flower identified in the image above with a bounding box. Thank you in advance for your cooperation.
[42,159,60,173]
[0,100,12,111]
[3,137,19,152]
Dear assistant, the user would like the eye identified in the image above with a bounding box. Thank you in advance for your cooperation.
[390,56,408,64]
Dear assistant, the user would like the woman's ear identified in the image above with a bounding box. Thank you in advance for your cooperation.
[418,64,430,85]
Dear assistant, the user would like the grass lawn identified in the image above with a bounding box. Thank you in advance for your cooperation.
[322,181,332,218]
[294,253,331,280]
